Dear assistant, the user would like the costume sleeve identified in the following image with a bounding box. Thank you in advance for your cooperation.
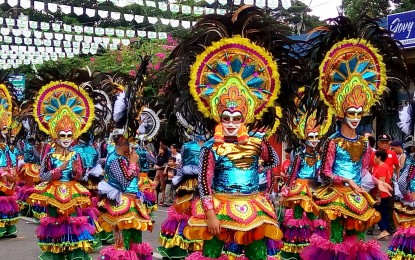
[362,144,372,171]
[261,139,279,170]
[72,154,86,180]
[39,154,61,181]
[398,163,415,200]
[109,157,139,190]
[286,154,300,187]
[266,169,275,194]
[198,147,215,211]
[319,139,346,184]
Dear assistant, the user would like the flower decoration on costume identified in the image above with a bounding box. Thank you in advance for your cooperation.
[0,84,12,130]
[33,81,95,139]
[319,39,386,118]
[293,87,332,141]
[189,36,281,125]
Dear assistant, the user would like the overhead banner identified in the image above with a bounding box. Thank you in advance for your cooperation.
[387,10,415,49]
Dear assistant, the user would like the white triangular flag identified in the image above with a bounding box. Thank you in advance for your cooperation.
[182,5,192,14]
[181,21,191,29]
[256,0,265,7]
[148,17,158,24]
[98,10,108,18]
[124,14,134,22]
[217,9,226,15]
[146,0,156,7]
[34,39,42,46]
[91,43,98,49]
[63,24,72,32]
[63,41,71,48]
[205,8,215,14]
[126,30,135,38]
[4,36,12,44]
[158,32,167,39]
[135,0,144,5]
[24,38,32,45]
[90,48,97,55]
[55,33,63,40]
[245,0,254,5]
[29,21,38,29]
[8,0,18,7]
[44,32,53,39]
[84,36,92,43]
[17,19,28,29]
[170,19,179,28]
[5,18,14,27]
[60,5,72,15]
[218,0,227,5]
[10,45,18,51]
[52,23,61,32]
[94,37,103,43]
[106,28,115,36]
[75,35,83,42]
[28,46,35,52]
[45,47,53,53]
[20,0,31,9]
[109,44,118,50]
[58,53,66,58]
[116,29,125,37]
[44,40,52,46]
[67,53,75,58]
[84,26,94,34]
[134,15,144,23]
[15,37,22,44]
[194,7,204,15]
[205,0,215,4]
[53,40,61,47]
[48,3,57,13]
[73,42,80,48]
[41,22,50,31]
[0,28,9,36]
[137,31,146,37]
[85,8,96,17]
[73,7,84,16]
[170,4,180,13]
[281,0,292,9]
[23,59,31,65]
[112,38,121,45]
[64,34,73,41]
[148,31,157,39]
[234,0,241,4]
[50,53,58,61]
[160,18,169,25]
[102,37,110,44]
[95,28,105,36]
[34,1,45,11]
[121,39,130,46]
[33,31,42,39]
[12,29,22,36]
[74,26,83,34]
[111,12,121,20]
[159,2,167,11]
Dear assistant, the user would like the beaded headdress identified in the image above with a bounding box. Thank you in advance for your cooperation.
[33,81,95,139]
[319,39,386,118]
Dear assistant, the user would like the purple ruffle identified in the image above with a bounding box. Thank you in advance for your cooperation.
[389,226,415,250]
[36,215,96,239]
[17,184,35,201]
[0,195,19,214]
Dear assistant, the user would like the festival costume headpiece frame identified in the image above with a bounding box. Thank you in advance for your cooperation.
[319,39,387,118]
[189,36,281,126]
[0,84,12,130]
[34,81,95,139]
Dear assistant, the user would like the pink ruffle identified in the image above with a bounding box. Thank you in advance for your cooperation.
[313,219,327,229]
[131,242,152,256]
[17,184,35,201]
[185,252,229,260]
[267,257,279,260]
[36,215,96,239]
[235,256,249,260]
[393,226,415,237]
[100,246,139,260]
[78,205,100,221]
[168,205,190,221]
[143,190,156,202]
[283,208,312,227]
[0,195,19,213]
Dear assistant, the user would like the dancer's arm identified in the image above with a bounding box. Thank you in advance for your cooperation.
[199,147,215,211]
[260,139,279,170]
[109,156,139,190]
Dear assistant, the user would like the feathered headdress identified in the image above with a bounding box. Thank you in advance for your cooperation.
[160,6,305,139]
[307,16,410,119]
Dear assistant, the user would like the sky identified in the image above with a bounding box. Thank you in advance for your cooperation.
[300,0,343,20]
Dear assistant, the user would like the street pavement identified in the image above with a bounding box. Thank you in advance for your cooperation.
[0,207,391,260]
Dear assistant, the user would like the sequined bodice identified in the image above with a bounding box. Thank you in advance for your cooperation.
[182,141,203,166]
[24,141,39,164]
[403,155,415,193]
[297,153,321,180]
[211,138,262,194]
[49,151,78,182]
[136,148,149,173]
[0,146,8,167]
[73,144,98,169]
[331,132,367,185]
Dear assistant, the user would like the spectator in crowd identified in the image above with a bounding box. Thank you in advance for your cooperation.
[280,147,293,177]
[371,134,400,177]
[163,157,177,206]
[373,150,394,240]
[368,136,376,150]
[391,140,405,170]
[154,146,169,206]
[170,144,182,167]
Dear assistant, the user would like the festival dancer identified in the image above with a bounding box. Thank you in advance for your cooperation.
[159,6,306,259]
[97,63,153,260]
[301,16,410,259]
[279,88,331,259]
[158,133,207,259]
[0,81,19,238]
[28,80,97,259]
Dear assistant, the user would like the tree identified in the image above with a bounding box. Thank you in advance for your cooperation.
[342,0,390,20]
[392,0,415,13]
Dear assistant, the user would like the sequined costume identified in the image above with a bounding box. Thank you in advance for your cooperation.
[300,16,410,260]
[158,139,206,259]
[28,81,97,260]
[136,146,157,214]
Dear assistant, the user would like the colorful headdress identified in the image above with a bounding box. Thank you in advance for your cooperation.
[292,87,332,141]
[33,81,95,139]
[0,84,12,131]
[136,107,160,141]
[189,36,281,126]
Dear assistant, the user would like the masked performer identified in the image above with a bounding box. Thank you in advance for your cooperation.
[278,88,331,258]
[387,103,415,259]
[0,81,18,238]
[28,81,96,259]
[98,65,153,260]
[301,16,410,260]
[159,6,308,259]
[158,128,207,259]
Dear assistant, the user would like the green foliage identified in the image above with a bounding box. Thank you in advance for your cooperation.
[392,0,415,13]
[342,0,390,20]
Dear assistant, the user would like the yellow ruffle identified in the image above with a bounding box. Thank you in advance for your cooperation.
[388,250,415,260]
[28,180,91,215]
[394,201,415,225]
[18,163,40,184]
[99,194,153,232]
[0,180,15,196]
[0,218,18,227]
[39,241,93,253]
[280,242,307,254]
[314,184,379,231]
[176,178,198,193]
[159,233,203,251]
[281,179,319,215]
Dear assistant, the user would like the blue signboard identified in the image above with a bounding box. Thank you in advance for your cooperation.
[8,74,25,101]
[387,10,415,48]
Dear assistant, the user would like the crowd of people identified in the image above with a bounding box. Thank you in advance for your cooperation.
[0,5,415,260]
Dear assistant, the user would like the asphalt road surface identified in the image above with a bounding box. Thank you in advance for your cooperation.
[0,207,391,260]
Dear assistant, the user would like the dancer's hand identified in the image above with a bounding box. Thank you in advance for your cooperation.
[347,179,365,193]
[206,209,221,236]
[377,181,392,197]
[129,149,139,164]
[59,161,69,171]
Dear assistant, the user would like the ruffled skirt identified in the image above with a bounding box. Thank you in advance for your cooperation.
[138,173,157,214]
[0,194,19,234]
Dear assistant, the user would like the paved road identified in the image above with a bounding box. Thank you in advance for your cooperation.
[0,207,391,259]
